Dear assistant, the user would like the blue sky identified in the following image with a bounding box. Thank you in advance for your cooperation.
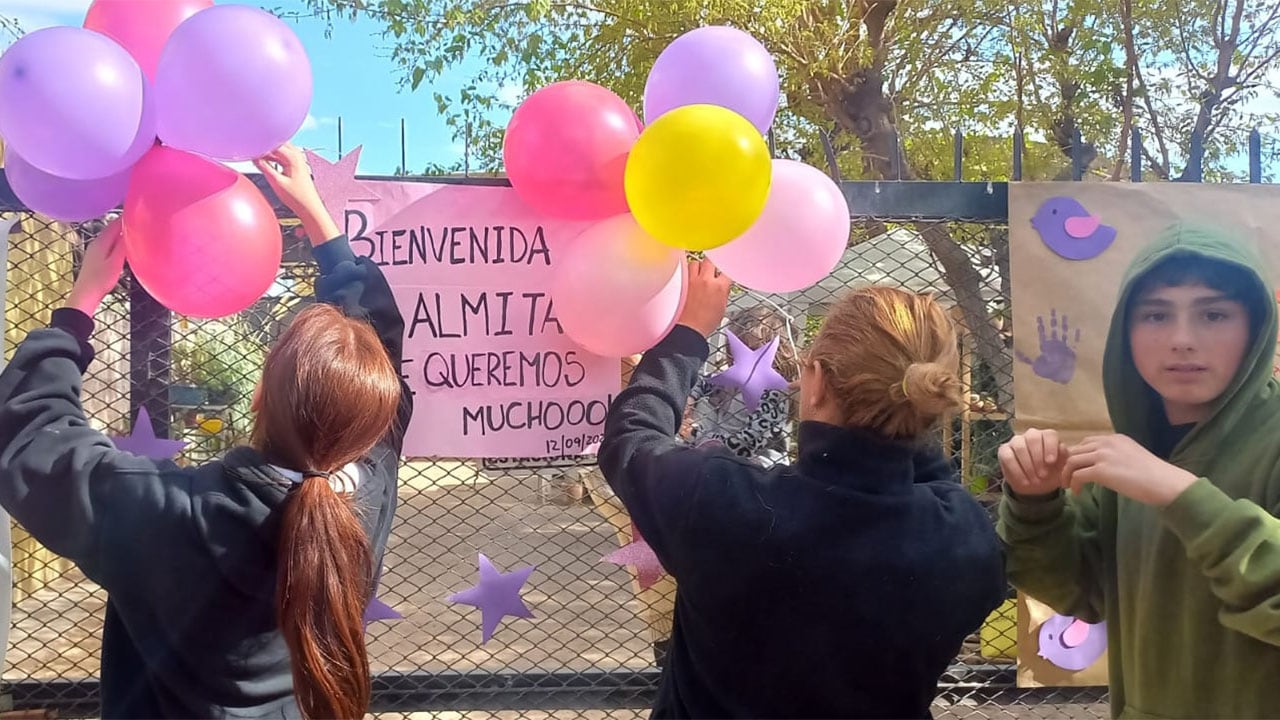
[2,1,1277,178]
[0,0,504,174]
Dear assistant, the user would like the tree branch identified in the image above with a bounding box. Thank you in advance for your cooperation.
[1112,0,1139,180]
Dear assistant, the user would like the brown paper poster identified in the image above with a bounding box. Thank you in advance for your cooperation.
[1008,182,1280,687]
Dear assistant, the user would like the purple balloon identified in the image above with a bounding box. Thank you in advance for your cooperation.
[5,149,130,222]
[644,26,780,134]
[0,26,154,180]
[155,5,313,161]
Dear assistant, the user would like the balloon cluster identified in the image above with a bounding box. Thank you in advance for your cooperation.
[0,0,312,318]
[504,26,851,357]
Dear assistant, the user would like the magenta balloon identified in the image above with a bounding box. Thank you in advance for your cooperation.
[503,81,643,220]
[124,146,282,318]
[0,26,154,180]
[155,5,313,161]
[5,149,130,222]
[644,26,779,134]
[708,160,850,293]
[84,0,213,80]
[553,216,687,357]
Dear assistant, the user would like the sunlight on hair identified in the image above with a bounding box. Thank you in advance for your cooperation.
[808,286,962,439]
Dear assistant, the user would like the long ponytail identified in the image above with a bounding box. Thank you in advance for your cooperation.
[253,303,402,720]
[276,475,373,720]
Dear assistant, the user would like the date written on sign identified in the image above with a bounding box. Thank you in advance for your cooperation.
[546,432,605,458]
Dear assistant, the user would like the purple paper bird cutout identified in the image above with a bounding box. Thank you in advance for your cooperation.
[305,146,365,228]
[364,595,402,625]
[448,554,536,645]
[1032,197,1117,261]
[1037,613,1107,671]
[602,526,666,590]
[111,407,186,460]
[707,331,791,412]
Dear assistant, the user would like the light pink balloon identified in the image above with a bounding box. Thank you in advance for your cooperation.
[553,216,687,357]
[708,159,850,293]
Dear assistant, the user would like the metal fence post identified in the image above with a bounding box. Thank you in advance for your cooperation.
[128,279,172,438]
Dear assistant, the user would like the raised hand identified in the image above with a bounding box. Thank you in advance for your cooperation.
[998,427,1067,498]
[677,259,732,339]
[67,219,127,316]
[1062,434,1197,507]
[255,143,340,246]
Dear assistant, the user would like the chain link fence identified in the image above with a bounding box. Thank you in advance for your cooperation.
[1,183,1109,719]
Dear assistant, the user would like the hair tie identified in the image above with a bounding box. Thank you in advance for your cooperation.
[302,470,331,481]
[900,377,910,399]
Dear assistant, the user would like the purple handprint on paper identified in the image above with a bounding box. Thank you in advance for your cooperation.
[1017,309,1080,385]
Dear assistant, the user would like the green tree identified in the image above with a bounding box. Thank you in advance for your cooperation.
[299,0,1280,404]
[0,13,24,45]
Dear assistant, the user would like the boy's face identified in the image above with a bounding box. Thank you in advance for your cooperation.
[1128,282,1251,424]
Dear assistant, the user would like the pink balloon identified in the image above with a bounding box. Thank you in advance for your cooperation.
[156,4,313,161]
[504,81,643,220]
[4,149,130,222]
[708,160,850,293]
[553,216,687,357]
[84,0,213,80]
[123,146,282,318]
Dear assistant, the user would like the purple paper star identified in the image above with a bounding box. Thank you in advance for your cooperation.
[305,146,365,227]
[602,527,666,590]
[707,330,791,411]
[364,595,403,625]
[448,554,536,645]
[111,407,186,460]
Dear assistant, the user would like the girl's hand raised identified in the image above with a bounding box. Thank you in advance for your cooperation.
[677,259,732,339]
[255,143,340,246]
[67,219,126,316]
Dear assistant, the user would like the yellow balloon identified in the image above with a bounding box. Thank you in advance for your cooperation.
[625,104,771,251]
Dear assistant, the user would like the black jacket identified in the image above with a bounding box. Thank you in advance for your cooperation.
[598,325,1005,719]
[0,236,412,718]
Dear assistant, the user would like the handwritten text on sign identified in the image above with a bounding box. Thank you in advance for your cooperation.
[345,182,618,458]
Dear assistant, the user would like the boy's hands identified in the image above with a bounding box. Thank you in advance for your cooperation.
[1001,428,1198,507]
[1062,434,1197,507]
[998,428,1067,498]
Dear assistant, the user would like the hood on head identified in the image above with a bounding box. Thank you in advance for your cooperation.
[1101,222,1277,456]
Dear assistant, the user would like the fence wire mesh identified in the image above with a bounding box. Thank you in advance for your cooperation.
[0,199,1110,719]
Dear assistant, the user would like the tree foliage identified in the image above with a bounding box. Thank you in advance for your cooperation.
[303,0,1280,181]
[299,0,1280,408]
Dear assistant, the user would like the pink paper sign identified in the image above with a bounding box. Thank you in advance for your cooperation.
[342,181,618,458]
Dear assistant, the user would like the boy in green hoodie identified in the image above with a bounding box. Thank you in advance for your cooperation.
[998,222,1280,719]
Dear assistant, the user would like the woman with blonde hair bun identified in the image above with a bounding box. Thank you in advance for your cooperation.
[599,261,1005,719]
[806,285,966,439]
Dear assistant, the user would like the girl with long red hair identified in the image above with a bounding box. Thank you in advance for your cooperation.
[0,144,409,719]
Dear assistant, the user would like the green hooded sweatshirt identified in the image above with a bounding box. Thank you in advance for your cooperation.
[999,223,1280,719]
